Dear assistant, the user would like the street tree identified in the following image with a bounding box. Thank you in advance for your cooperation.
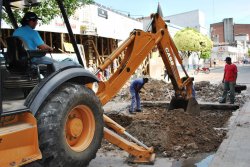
[3,0,93,25]
[199,33,213,60]
[173,28,213,60]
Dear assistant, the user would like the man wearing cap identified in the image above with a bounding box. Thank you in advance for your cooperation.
[219,57,238,104]
[13,11,54,64]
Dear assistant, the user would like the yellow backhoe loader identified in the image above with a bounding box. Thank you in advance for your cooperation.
[0,0,199,166]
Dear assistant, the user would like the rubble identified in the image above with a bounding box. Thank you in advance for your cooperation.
[104,78,249,159]
[112,78,250,106]
[103,107,231,159]
[194,81,249,106]
[112,78,174,102]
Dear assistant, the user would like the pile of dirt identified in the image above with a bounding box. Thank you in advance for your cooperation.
[103,78,247,159]
[112,78,173,102]
[140,79,173,101]
[112,79,249,105]
[194,81,224,103]
[194,81,249,106]
[103,107,231,159]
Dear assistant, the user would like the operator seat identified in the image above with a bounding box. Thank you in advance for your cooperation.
[4,36,48,73]
[3,36,51,97]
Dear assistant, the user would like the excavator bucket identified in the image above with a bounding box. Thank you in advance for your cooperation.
[0,112,42,167]
[168,97,200,115]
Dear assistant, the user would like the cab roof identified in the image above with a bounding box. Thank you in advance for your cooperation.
[4,0,41,9]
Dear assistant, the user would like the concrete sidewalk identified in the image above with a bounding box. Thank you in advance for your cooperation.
[209,99,250,167]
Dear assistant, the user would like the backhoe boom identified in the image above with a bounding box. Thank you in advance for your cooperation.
[97,13,200,164]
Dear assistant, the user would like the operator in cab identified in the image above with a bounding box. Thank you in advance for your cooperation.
[129,77,149,114]
[13,11,54,65]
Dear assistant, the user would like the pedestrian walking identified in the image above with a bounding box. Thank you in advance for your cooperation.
[213,58,216,68]
[219,57,238,104]
[129,78,149,114]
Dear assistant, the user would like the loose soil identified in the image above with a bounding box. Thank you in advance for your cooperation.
[102,107,231,159]
[112,79,249,105]
[104,78,249,159]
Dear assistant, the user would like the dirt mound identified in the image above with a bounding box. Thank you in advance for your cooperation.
[107,113,133,127]
[112,78,173,102]
[112,79,249,106]
[140,79,173,101]
[194,81,249,105]
[104,78,247,159]
[105,107,231,159]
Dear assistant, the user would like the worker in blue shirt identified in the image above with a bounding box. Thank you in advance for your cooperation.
[181,77,196,98]
[13,12,54,65]
[129,78,149,114]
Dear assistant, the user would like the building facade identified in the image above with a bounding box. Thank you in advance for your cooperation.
[164,10,208,35]
[210,19,250,63]
[1,3,143,76]
[1,3,143,42]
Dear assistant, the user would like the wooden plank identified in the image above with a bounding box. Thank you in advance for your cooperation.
[101,37,104,55]
[43,32,46,43]
[60,33,64,51]
[141,101,239,110]
[199,103,239,110]
[0,37,7,47]
[107,38,110,54]
[50,32,52,47]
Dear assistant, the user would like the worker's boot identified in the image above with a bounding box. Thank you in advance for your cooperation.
[129,110,136,114]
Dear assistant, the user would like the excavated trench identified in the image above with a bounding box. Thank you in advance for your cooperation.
[101,79,249,160]
[103,107,232,159]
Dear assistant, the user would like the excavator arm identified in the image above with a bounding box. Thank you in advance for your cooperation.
[97,27,165,105]
[152,13,196,100]
[97,13,197,105]
[95,13,200,164]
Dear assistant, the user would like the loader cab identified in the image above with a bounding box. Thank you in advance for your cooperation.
[0,0,96,115]
[0,0,88,98]
[0,1,102,166]
[0,1,48,98]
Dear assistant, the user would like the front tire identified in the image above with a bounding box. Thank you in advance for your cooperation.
[35,82,104,167]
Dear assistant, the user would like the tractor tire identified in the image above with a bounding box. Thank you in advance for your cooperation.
[35,82,104,167]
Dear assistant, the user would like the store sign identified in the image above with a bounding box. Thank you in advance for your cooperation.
[218,46,226,53]
[98,8,108,19]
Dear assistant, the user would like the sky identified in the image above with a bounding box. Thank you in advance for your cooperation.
[94,0,250,27]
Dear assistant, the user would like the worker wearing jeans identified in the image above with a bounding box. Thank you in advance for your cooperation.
[219,57,238,104]
[221,82,236,103]
[129,78,148,114]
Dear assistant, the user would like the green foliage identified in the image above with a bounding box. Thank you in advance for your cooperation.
[248,48,250,57]
[174,28,201,52]
[200,51,211,59]
[2,0,93,26]
[173,28,213,59]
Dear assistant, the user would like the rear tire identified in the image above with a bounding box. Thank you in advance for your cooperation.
[35,82,104,167]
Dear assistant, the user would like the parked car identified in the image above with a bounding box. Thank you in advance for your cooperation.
[242,59,249,64]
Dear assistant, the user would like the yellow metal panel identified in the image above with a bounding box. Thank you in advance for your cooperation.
[0,112,41,167]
